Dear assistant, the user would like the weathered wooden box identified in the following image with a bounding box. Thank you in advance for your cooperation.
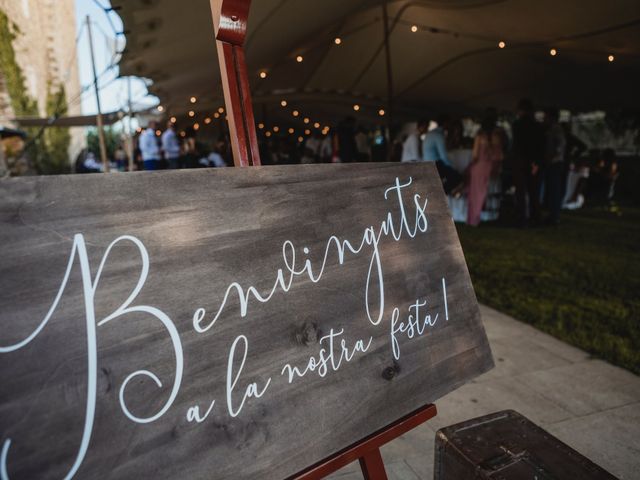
[434,410,617,479]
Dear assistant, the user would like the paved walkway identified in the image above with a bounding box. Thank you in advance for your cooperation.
[328,304,640,480]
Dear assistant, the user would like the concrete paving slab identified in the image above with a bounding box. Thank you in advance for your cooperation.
[516,359,640,416]
[479,304,590,363]
[427,376,574,431]
[546,402,640,480]
[475,335,573,382]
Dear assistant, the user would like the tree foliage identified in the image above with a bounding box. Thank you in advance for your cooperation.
[87,127,121,160]
[0,9,71,174]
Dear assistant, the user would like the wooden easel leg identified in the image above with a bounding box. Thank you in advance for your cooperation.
[210,0,261,167]
[359,449,388,480]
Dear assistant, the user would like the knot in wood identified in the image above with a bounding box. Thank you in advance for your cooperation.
[382,361,401,381]
[295,322,319,346]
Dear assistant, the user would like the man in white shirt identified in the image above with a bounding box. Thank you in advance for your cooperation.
[139,120,161,170]
[161,121,182,169]
[401,120,427,162]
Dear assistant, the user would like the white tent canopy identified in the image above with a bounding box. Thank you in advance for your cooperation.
[113,0,640,126]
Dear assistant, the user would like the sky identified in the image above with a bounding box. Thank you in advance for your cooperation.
[74,0,158,127]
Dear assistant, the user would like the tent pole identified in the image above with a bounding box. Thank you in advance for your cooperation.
[381,1,394,155]
[126,76,135,172]
[209,0,261,167]
[86,15,110,172]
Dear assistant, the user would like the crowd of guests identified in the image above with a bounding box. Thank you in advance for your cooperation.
[75,103,620,228]
[75,120,230,173]
[398,99,620,227]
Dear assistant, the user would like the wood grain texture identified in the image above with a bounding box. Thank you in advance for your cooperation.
[0,163,493,479]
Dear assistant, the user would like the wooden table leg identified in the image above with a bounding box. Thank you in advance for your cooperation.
[359,449,388,480]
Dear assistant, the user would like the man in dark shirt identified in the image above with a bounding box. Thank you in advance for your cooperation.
[511,99,544,226]
[336,116,358,163]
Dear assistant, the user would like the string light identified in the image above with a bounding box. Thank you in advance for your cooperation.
[334,37,342,45]
[280,100,287,107]
[188,110,195,117]
[170,116,176,123]
[155,129,161,136]
[550,48,557,56]
[156,105,164,112]
[214,112,220,119]
[296,55,304,63]
[292,110,299,117]
[204,117,211,124]
[498,41,506,49]
[313,122,320,128]
[218,107,224,113]
[288,127,295,134]
[411,25,418,33]
[179,131,185,137]
[608,54,615,62]
[259,70,267,78]
[298,136,304,142]
[378,109,385,116]
[303,117,310,124]
[265,131,272,137]
[190,96,197,104]
[353,104,360,111]
[273,126,280,132]
[305,129,311,135]
[193,123,200,131]
[258,123,265,129]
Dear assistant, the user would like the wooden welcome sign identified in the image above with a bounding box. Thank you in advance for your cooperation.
[0,163,492,479]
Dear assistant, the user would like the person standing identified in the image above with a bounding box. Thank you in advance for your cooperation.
[401,120,427,162]
[422,114,462,194]
[467,109,504,226]
[336,116,357,163]
[543,108,566,225]
[511,99,544,226]
[139,120,161,170]
[161,121,182,169]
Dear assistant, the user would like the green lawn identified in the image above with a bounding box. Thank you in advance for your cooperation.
[457,206,640,374]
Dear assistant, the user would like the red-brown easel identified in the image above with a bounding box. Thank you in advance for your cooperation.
[209,2,437,477]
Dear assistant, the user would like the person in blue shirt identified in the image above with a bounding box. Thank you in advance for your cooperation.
[422,114,462,195]
[422,116,453,168]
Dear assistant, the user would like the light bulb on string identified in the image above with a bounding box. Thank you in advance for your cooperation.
[498,41,506,49]
[608,54,615,62]
[334,37,342,45]
[550,48,557,56]
[411,25,418,33]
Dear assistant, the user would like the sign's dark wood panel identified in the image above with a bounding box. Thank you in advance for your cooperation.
[0,163,493,479]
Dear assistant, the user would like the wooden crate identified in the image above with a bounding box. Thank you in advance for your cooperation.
[434,410,617,479]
